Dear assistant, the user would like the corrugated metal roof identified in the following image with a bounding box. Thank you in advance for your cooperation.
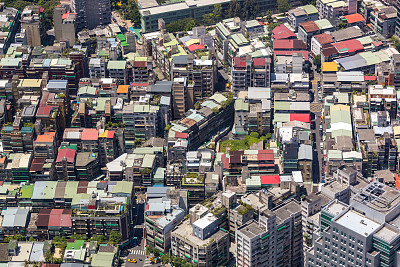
[210,93,227,104]
[235,99,249,111]
[107,60,126,70]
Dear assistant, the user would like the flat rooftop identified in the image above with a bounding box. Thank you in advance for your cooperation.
[238,221,265,239]
[274,200,301,224]
[335,209,381,237]
[374,225,400,244]
[352,182,400,215]
[324,200,348,217]
[172,220,226,246]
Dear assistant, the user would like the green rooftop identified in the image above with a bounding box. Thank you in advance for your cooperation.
[66,240,85,250]
[302,4,318,14]
[116,34,126,42]
[91,252,115,267]
[235,99,249,111]
[20,184,34,199]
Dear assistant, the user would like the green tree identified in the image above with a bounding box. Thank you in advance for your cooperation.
[266,11,273,23]
[277,0,291,13]
[202,4,222,25]
[109,230,122,245]
[160,253,172,265]
[338,21,347,29]
[313,54,321,72]
[166,17,198,32]
[70,234,85,240]
[227,0,240,18]
[242,0,259,20]
[91,235,107,243]
[390,36,400,52]
[213,4,222,22]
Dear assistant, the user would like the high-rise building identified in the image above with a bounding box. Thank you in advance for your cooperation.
[395,0,400,38]
[21,6,46,47]
[306,181,400,267]
[54,3,77,46]
[236,199,303,267]
[72,0,111,30]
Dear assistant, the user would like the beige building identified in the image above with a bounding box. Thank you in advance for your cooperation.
[21,6,45,47]
[171,219,230,267]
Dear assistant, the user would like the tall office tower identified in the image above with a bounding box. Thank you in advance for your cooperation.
[306,181,400,267]
[72,0,111,30]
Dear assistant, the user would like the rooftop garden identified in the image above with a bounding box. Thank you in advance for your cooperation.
[219,132,271,152]
[237,204,252,215]
[182,173,204,185]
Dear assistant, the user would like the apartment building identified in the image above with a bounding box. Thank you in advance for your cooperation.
[316,0,349,20]
[172,77,193,120]
[75,152,99,180]
[131,57,153,83]
[122,101,159,141]
[53,4,77,46]
[33,132,57,159]
[55,147,77,180]
[368,84,397,120]
[234,87,271,136]
[171,55,216,99]
[144,187,187,253]
[20,6,46,47]
[89,58,107,79]
[98,129,118,167]
[236,199,303,267]
[232,56,252,94]
[287,5,319,31]
[107,61,127,84]
[395,0,400,38]
[0,5,20,54]
[168,93,234,150]
[171,216,230,267]
[370,6,397,38]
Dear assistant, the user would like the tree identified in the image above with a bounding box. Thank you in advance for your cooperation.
[277,0,291,13]
[184,18,197,31]
[203,4,222,25]
[71,234,85,240]
[227,0,240,18]
[266,11,273,23]
[160,254,172,265]
[338,21,347,29]
[313,55,321,72]
[213,4,222,22]
[390,36,400,52]
[90,235,107,243]
[166,18,198,33]
[109,230,122,245]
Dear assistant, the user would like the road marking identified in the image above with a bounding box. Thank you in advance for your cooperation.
[131,250,146,255]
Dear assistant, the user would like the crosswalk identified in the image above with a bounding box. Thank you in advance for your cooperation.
[130,250,146,256]
[143,258,153,267]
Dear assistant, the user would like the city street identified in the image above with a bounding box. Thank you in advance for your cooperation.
[311,63,323,186]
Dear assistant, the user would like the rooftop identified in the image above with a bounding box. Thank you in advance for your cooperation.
[172,219,227,246]
[335,209,381,236]
[237,221,266,239]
